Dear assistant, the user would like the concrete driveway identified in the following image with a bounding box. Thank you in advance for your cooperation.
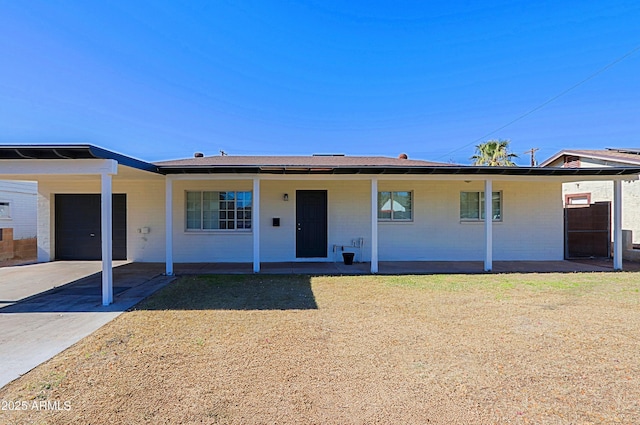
[0,261,174,389]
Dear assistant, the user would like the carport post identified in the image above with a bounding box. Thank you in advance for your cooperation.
[370,177,378,273]
[101,172,113,306]
[253,177,260,273]
[484,179,493,272]
[613,179,623,270]
[165,176,174,276]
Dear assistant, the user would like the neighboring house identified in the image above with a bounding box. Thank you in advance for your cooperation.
[1,145,639,305]
[0,180,37,262]
[540,148,640,246]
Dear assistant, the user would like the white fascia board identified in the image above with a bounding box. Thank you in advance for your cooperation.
[0,159,118,175]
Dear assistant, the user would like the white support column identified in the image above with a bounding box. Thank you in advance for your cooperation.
[165,176,174,276]
[371,177,379,273]
[253,177,261,273]
[484,179,493,272]
[613,179,623,271]
[101,172,113,306]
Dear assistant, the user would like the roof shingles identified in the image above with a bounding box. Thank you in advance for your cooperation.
[155,155,452,168]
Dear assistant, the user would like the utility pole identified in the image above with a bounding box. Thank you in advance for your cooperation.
[524,148,539,167]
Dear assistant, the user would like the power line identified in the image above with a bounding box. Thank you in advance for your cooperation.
[436,44,640,161]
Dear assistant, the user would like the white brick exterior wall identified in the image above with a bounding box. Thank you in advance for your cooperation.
[32,171,565,264]
[377,180,563,261]
[170,179,254,263]
[0,180,37,240]
[37,174,166,262]
[260,180,372,262]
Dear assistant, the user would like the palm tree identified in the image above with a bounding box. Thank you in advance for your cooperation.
[471,139,518,166]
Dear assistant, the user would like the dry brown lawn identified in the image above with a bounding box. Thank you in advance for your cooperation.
[1,272,639,424]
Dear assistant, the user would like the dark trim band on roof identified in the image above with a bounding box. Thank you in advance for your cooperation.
[0,145,161,173]
[158,164,640,176]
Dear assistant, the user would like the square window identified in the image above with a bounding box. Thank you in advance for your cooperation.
[378,191,412,221]
[185,191,252,231]
[460,191,502,221]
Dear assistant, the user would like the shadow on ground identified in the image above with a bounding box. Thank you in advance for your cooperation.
[0,263,168,313]
[136,274,318,311]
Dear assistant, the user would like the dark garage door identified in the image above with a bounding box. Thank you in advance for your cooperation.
[55,194,127,260]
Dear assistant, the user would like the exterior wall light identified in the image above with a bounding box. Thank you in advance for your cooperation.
[283,193,289,201]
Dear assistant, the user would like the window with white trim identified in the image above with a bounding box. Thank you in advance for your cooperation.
[0,201,10,219]
[460,191,502,221]
[186,191,252,231]
[378,191,412,221]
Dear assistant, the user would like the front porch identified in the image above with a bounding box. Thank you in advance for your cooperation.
[171,259,639,275]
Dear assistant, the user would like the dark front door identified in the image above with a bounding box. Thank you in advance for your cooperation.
[296,190,328,258]
[55,194,127,260]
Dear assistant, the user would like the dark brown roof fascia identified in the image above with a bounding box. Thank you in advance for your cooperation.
[157,165,640,176]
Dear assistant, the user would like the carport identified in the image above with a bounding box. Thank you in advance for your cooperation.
[0,145,161,305]
[0,261,173,388]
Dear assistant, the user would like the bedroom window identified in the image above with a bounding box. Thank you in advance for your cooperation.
[378,191,412,221]
[460,192,502,221]
[186,191,252,231]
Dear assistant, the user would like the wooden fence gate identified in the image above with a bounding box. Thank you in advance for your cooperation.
[564,201,611,258]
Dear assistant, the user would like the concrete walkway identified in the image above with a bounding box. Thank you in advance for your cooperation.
[0,262,174,389]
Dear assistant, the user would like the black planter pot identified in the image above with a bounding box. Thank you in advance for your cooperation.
[342,252,355,265]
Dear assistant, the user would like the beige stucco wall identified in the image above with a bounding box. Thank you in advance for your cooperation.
[563,179,640,244]
[543,155,640,244]
[546,155,640,244]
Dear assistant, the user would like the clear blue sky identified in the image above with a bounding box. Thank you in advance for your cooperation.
[1,1,638,165]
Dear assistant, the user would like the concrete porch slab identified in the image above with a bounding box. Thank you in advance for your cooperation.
[169,259,638,275]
